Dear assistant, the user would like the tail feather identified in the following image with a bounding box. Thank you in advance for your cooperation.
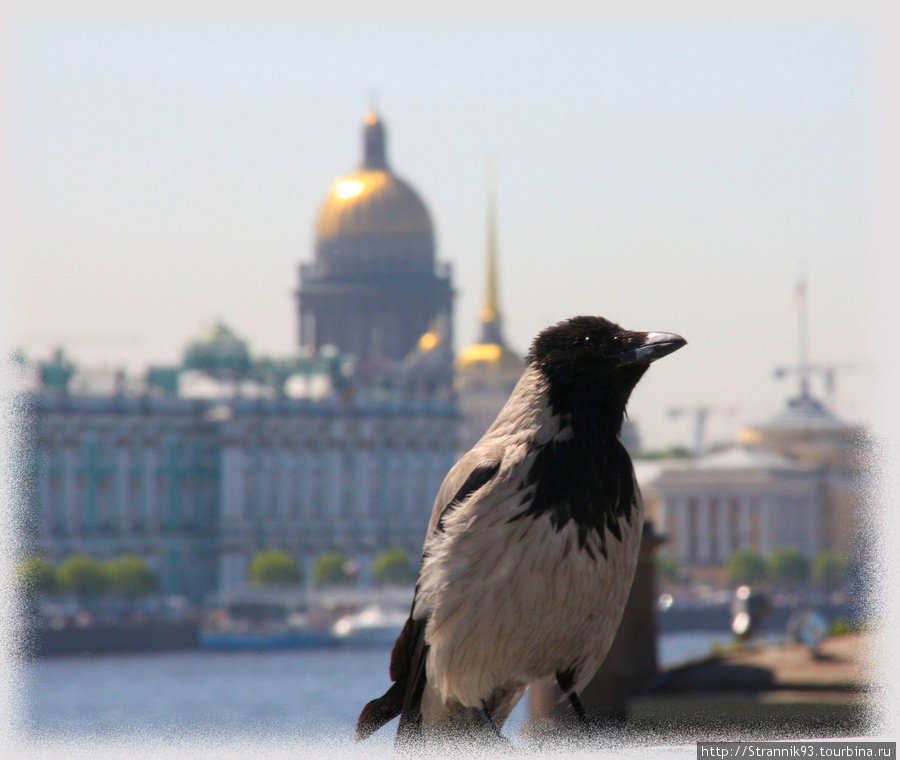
[355,680,406,741]
[355,614,430,742]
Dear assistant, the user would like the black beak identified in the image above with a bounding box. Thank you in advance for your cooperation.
[615,332,687,367]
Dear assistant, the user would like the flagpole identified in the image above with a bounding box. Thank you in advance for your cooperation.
[797,261,809,400]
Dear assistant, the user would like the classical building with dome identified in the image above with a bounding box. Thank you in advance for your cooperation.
[15,113,469,604]
[647,380,869,586]
[296,111,454,371]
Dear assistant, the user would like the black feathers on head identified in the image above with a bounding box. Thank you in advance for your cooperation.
[527,316,652,415]
[528,316,636,361]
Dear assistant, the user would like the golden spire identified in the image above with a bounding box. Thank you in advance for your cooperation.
[479,156,504,346]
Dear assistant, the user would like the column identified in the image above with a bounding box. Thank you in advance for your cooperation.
[36,448,51,538]
[220,437,247,529]
[676,497,691,565]
[278,444,291,519]
[738,494,753,552]
[803,496,818,557]
[261,443,275,518]
[697,497,711,564]
[144,445,160,534]
[116,437,132,536]
[718,496,731,563]
[402,441,416,519]
[298,439,312,520]
[355,428,372,521]
[61,441,75,536]
[759,495,773,556]
[325,421,342,520]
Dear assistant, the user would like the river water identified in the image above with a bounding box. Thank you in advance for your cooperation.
[16,631,731,751]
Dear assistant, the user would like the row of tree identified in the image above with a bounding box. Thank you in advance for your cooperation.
[656,547,851,591]
[14,547,419,602]
[15,554,159,602]
[248,547,417,588]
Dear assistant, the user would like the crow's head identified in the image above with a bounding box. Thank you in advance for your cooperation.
[528,316,686,408]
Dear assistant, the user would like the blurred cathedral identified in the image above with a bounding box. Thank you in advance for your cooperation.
[296,110,454,395]
[17,109,652,602]
[16,110,462,601]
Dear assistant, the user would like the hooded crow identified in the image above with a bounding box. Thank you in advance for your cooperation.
[356,316,686,745]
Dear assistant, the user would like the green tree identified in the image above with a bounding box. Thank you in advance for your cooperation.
[767,546,810,590]
[726,550,768,587]
[15,556,58,601]
[812,552,850,592]
[313,552,355,587]
[372,548,417,585]
[248,549,302,588]
[57,554,108,599]
[104,555,159,599]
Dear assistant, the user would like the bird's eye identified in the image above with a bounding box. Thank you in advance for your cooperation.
[582,335,592,345]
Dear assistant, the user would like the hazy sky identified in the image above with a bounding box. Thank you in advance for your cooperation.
[3,5,886,451]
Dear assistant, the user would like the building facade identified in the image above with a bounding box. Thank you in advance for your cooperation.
[653,447,822,580]
[737,392,867,558]
[18,391,456,602]
[648,388,868,585]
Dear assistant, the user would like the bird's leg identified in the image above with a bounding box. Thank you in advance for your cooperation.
[556,671,591,732]
[567,692,589,728]
[478,701,505,741]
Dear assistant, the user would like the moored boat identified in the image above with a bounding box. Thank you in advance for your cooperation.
[331,604,407,647]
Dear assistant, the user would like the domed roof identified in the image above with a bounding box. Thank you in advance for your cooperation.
[738,393,845,446]
[316,170,432,240]
[315,111,433,241]
[184,321,251,375]
[456,341,522,372]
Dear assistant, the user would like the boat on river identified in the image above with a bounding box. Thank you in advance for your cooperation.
[331,604,407,647]
[200,598,338,650]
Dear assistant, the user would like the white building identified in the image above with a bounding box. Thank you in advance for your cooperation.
[653,446,823,577]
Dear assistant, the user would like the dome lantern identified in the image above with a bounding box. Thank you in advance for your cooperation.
[362,110,388,170]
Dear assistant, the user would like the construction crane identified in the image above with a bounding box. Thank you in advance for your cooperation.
[668,405,738,457]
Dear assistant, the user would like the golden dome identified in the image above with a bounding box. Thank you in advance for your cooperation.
[315,110,433,241]
[455,342,522,371]
[316,169,433,240]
